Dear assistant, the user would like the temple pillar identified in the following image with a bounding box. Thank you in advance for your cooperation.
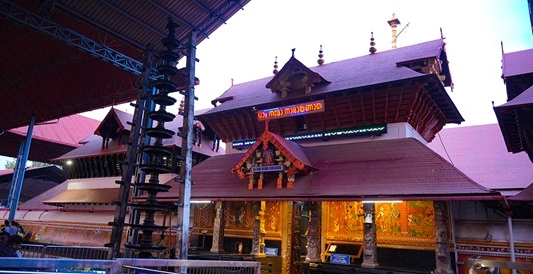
[433,201,454,274]
[305,201,321,262]
[281,201,293,274]
[210,201,225,253]
[361,202,379,268]
[251,201,266,257]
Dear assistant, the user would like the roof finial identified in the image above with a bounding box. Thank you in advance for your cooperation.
[369,32,377,54]
[501,41,504,55]
[387,13,401,49]
[231,78,234,86]
[291,48,295,57]
[273,56,279,75]
[440,27,445,39]
[317,45,324,65]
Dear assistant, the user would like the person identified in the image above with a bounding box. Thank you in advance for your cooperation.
[9,235,24,257]
[0,220,9,234]
[0,232,9,244]
[0,235,19,257]
[11,221,25,237]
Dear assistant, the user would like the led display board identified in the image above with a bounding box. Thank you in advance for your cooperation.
[257,100,325,120]
[232,124,387,149]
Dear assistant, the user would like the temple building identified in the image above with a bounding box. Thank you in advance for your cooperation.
[181,36,533,273]
[1,19,532,274]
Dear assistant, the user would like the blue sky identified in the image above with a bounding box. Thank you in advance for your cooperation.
[2,0,533,168]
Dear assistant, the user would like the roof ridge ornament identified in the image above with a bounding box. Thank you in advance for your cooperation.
[273,56,278,75]
[317,45,324,65]
[369,32,377,54]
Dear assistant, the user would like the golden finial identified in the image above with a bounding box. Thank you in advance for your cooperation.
[273,56,278,75]
[317,45,324,65]
[369,32,377,54]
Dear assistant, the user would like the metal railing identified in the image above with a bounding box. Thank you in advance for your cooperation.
[21,244,111,259]
[0,258,261,274]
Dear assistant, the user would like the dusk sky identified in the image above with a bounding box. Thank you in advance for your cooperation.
[83,0,533,127]
[2,0,532,168]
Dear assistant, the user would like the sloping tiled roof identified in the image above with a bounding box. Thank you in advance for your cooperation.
[508,183,533,201]
[427,124,533,191]
[496,85,533,108]
[203,39,450,116]
[502,48,533,77]
[0,115,101,163]
[0,166,67,202]
[42,188,123,205]
[154,138,498,201]
[52,110,224,161]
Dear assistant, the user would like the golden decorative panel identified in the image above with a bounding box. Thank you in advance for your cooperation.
[264,201,282,237]
[324,201,435,247]
[224,201,255,230]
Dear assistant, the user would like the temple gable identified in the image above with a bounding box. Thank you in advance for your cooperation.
[231,124,317,189]
[265,50,329,98]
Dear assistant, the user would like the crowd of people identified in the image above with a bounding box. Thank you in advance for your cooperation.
[0,220,24,257]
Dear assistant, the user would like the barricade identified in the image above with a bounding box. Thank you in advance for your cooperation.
[0,257,261,274]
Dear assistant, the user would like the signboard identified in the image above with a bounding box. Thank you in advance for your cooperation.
[264,247,279,256]
[232,124,387,149]
[257,100,325,120]
[251,165,284,173]
[330,253,351,265]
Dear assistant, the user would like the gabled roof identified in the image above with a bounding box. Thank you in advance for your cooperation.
[265,54,330,96]
[159,138,498,201]
[201,39,461,124]
[231,127,316,180]
[52,109,223,161]
[94,108,133,136]
[427,124,533,192]
[502,48,533,78]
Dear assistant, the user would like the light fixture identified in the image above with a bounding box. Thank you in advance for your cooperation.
[364,213,373,228]
[66,160,73,165]
[190,200,212,204]
[362,200,402,204]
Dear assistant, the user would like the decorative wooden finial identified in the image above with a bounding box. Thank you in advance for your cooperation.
[291,48,296,57]
[273,56,278,75]
[369,32,377,54]
[317,45,324,65]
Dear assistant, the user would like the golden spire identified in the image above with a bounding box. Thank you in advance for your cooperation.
[387,13,401,49]
[317,45,324,65]
[369,32,376,54]
[273,56,278,75]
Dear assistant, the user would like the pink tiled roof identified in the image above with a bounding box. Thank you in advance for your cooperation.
[173,138,497,201]
[203,39,452,116]
[9,115,100,147]
[509,183,533,201]
[497,85,533,108]
[427,124,533,190]
[502,48,533,77]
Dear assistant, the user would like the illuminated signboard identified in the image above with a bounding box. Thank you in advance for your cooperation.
[232,124,387,149]
[257,100,325,121]
[251,165,285,173]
